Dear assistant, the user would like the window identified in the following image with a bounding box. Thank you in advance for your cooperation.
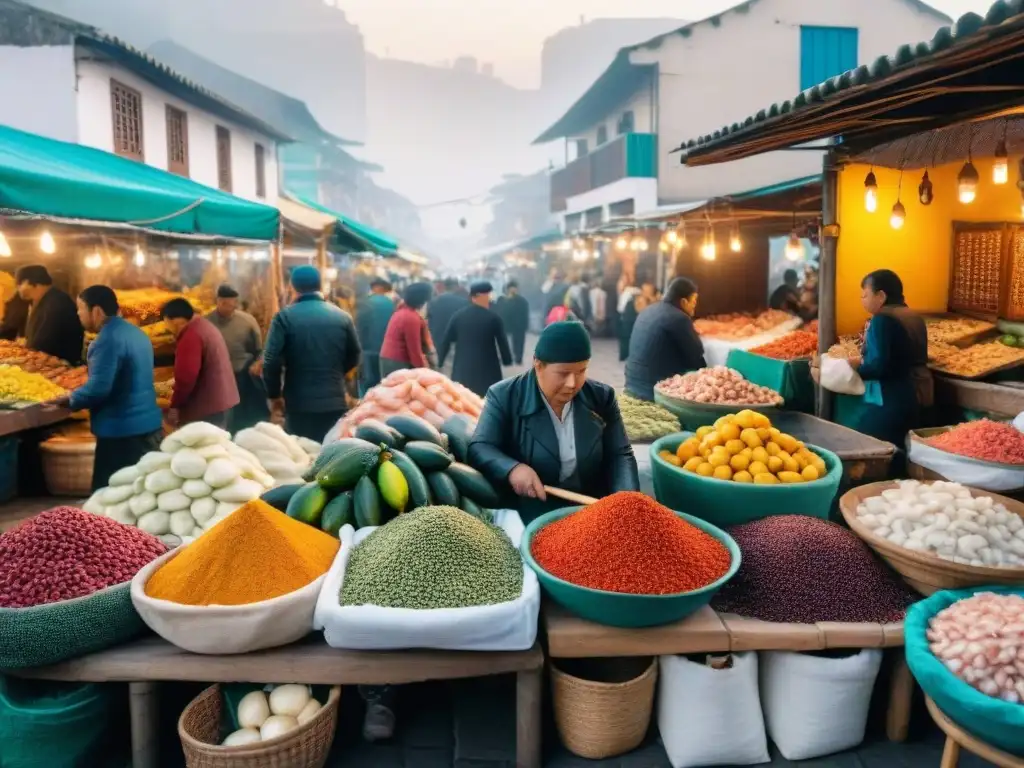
[110,80,143,160]
[254,144,267,199]
[617,110,635,135]
[800,26,858,91]
[215,126,232,192]
[596,125,608,146]
[584,206,603,229]
[573,138,588,158]
[165,106,189,176]
[609,198,635,218]
[564,213,583,233]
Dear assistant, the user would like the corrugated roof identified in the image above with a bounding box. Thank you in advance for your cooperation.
[677,0,1022,165]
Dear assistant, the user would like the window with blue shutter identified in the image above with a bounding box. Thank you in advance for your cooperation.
[800,26,858,91]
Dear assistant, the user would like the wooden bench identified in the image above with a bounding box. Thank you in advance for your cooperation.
[16,636,545,768]
[544,603,914,741]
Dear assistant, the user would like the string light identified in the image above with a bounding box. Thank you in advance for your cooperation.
[658,240,669,252]
[0,231,10,258]
[39,230,55,254]
[84,252,103,270]
[700,227,716,261]
[615,236,628,250]
[891,171,906,230]
[666,230,679,245]
[918,171,934,206]
[864,169,878,213]
[729,223,742,252]
[134,246,146,267]
[994,124,1009,185]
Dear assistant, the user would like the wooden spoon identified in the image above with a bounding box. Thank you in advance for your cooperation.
[543,486,598,505]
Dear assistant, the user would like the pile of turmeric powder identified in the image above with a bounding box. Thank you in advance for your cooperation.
[145,499,339,606]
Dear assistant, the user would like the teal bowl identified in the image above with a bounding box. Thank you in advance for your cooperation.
[650,433,843,527]
[521,505,741,628]
[653,391,781,431]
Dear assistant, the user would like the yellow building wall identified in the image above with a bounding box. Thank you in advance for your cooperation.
[836,159,1023,335]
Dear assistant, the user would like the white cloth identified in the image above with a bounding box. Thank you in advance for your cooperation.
[589,287,607,322]
[542,397,577,482]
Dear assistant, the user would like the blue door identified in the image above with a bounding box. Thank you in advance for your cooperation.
[800,26,858,91]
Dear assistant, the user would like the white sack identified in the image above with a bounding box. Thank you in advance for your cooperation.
[760,649,882,761]
[658,652,769,767]
[314,510,539,651]
[906,438,1024,492]
[131,548,324,655]
[819,356,866,396]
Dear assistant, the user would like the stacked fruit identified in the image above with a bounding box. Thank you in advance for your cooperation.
[261,413,499,536]
[0,364,67,404]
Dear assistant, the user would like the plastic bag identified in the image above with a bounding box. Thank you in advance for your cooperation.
[314,510,540,651]
[819,356,865,395]
[657,652,769,767]
[759,649,882,760]
[906,439,1024,491]
[130,549,324,655]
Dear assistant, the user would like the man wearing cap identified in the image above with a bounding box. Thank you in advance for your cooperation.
[438,280,512,397]
[468,320,639,522]
[206,284,267,431]
[262,266,362,442]
[355,277,394,394]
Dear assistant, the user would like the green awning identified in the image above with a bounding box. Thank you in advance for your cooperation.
[288,192,399,254]
[0,124,279,240]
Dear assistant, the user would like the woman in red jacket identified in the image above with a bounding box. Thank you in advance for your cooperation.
[379,282,434,378]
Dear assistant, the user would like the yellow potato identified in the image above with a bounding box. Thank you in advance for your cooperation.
[714,415,735,430]
[767,456,784,473]
[676,438,699,461]
[776,433,799,454]
[696,463,714,477]
[733,411,755,430]
[740,428,762,448]
[769,427,782,440]
[777,471,804,484]
[712,465,733,481]
[753,473,779,485]
[704,431,724,449]
[719,422,741,442]
[696,426,713,440]
[733,470,753,483]
[782,456,800,473]
[801,465,821,482]
[748,461,769,477]
[740,447,753,458]
[811,456,827,475]
[756,427,771,442]
[708,452,730,468]
[683,456,703,472]
[765,441,781,457]
[724,439,746,455]
[752,412,771,430]
[751,447,769,464]
[729,454,750,472]
[793,452,809,470]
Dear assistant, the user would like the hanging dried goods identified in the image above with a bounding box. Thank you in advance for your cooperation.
[927,592,1024,703]
[694,310,795,340]
[749,330,818,360]
[852,480,1024,567]
[926,420,1024,465]
[531,491,731,594]
[0,506,166,608]
[656,367,783,406]
[340,506,522,609]
[711,515,915,623]
[619,392,681,442]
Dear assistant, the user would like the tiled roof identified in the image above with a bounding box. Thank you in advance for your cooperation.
[677,0,1023,163]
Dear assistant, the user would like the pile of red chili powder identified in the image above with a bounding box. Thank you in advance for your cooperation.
[926,419,1024,465]
[530,492,731,594]
[0,506,167,608]
[711,515,915,624]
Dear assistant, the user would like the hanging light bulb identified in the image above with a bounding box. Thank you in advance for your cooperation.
[918,171,934,206]
[666,230,679,245]
[958,159,979,204]
[678,227,688,249]
[700,228,716,261]
[890,200,906,230]
[864,169,878,213]
[39,230,55,254]
[637,238,648,252]
[784,232,803,261]
[0,231,10,258]
[84,252,103,270]
[659,240,669,252]
[133,246,146,267]
[729,223,742,253]
[615,236,628,250]
[994,134,1009,185]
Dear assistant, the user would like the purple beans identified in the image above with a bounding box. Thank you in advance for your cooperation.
[712,515,916,624]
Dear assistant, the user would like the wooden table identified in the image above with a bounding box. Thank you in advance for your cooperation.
[0,404,71,438]
[926,697,1023,768]
[543,603,914,741]
[17,636,545,768]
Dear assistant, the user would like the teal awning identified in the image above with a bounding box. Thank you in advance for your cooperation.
[288,192,399,254]
[0,124,279,240]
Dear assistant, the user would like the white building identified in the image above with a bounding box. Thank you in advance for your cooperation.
[0,0,287,204]
[534,0,951,232]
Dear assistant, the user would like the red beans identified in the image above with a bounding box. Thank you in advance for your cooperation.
[0,506,167,608]
[711,515,916,624]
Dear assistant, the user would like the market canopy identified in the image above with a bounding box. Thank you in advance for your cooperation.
[0,124,279,240]
[285,192,400,256]
[676,2,1024,165]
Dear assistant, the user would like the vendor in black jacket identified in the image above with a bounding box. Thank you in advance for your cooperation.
[624,276,706,401]
[16,265,84,364]
[469,321,639,522]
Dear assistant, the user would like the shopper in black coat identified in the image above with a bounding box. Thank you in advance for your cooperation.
[426,278,469,346]
[438,281,512,397]
[496,280,530,365]
[624,277,706,401]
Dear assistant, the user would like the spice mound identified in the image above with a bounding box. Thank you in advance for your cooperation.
[340,506,522,610]
[926,419,1024,466]
[927,592,1024,703]
[712,515,915,624]
[749,330,818,360]
[0,506,167,608]
[145,499,339,606]
[531,492,731,595]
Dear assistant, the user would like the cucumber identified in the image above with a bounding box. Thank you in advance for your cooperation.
[459,496,492,523]
[386,414,444,447]
[377,460,410,513]
[445,462,500,507]
[353,474,383,528]
[321,491,354,536]
[317,442,384,491]
[354,419,397,448]
[260,483,304,513]
[304,438,376,481]
[286,482,330,527]
[427,471,460,506]
[389,449,432,509]
[441,415,475,463]
[403,440,453,471]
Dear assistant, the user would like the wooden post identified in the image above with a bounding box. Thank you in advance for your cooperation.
[886,652,914,742]
[129,681,160,768]
[817,150,840,421]
[516,666,543,768]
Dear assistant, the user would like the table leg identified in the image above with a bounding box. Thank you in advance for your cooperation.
[129,681,160,768]
[940,735,960,768]
[886,653,914,742]
[516,667,542,768]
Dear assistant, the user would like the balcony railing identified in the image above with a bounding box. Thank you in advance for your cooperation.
[550,132,657,213]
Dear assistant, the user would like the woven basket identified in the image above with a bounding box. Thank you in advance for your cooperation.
[39,437,95,497]
[551,657,657,759]
[179,684,341,768]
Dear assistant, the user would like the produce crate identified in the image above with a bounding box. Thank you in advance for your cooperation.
[726,349,815,414]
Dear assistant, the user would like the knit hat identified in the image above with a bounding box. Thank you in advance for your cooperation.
[470,280,493,297]
[403,281,433,310]
[291,265,321,293]
[535,321,591,363]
